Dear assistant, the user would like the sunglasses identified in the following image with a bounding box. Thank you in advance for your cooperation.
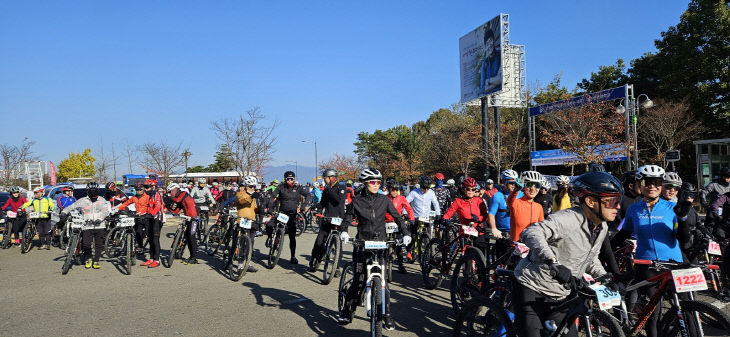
[465,187,478,192]
[246,185,256,188]
[663,184,679,191]
[600,195,622,209]
[506,181,516,185]
[367,180,381,185]
[642,179,663,187]
[525,182,541,189]
[285,178,295,181]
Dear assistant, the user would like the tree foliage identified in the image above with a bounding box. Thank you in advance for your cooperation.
[638,99,707,165]
[57,148,96,182]
[318,153,363,181]
[211,107,278,177]
[208,144,235,172]
[138,141,187,184]
[0,138,37,186]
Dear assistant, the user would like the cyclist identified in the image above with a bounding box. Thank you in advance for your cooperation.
[2,186,27,246]
[507,171,545,242]
[21,187,55,250]
[514,172,622,337]
[700,167,730,225]
[619,170,641,219]
[309,168,349,272]
[405,175,440,257]
[487,169,522,239]
[225,175,259,273]
[56,186,76,210]
[271,171,312,265]
[337,168,411,330]
[311,181,323,210]
[384,178,414,274]
[210,181,220,200]
[442,178,489,249]
[61,182,110,269]
[534,179,552,218]
[115,182,149,253]
[433,172,451,212]
[551,175,572,212]
[191,178,214,211]
[104,181,128,207]
[484,179,497,197]
[144,179,165,268]
[661,172,682,202]
[168,183,199,265]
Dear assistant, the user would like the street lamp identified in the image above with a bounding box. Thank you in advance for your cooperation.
[182,150,191,171]
[285,160,298,178]
[301,139,318,182]
[632,94,653,168]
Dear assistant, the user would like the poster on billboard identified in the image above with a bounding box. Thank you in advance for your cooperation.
[460,14,503,103]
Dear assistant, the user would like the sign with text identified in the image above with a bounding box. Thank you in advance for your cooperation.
[665,150,680,162]
[528,86,626,117]
[530,144,627,167]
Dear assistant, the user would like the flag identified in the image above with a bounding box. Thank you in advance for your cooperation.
[49,161,57,186]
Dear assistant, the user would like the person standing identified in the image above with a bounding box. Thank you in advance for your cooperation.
[62,182,110,269]
[271,171,312,265]
[22,187,55,249]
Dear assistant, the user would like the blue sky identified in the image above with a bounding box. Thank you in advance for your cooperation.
[0,1,690,178]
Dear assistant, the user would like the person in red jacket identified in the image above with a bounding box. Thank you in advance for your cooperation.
[115,183,150,255]
[442,177,489,226]
[167,183,199,265]
[2,186,28,245]
[385,179,414,274]
[144,179,165,268]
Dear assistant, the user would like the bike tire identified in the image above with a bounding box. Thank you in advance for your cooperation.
[338,262,354,313]
[204,225,222,256]
[1,222,11,249]
[418,233,431,267]
[322,235,341,285]
[166,229,183,268]
[124,232,133,275]
[104,226,124,258]
[62,234,79,275]
[577,310,625,337]
[295,213,306,237]
[371,276,383,337]
[196,214,208,243]
[229,233,253,281]
[387,246,394,280]
[266,227,285,269]
[453,296,515,337]
[659,299,730,336]
[450,249,488,314]
[421,238,445,290]
[21,224,35,253]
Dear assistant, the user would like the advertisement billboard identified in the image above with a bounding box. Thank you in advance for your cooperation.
[460,15,503,103]
[530,143,628,167]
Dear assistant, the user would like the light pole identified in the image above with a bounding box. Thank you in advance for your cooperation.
[617,95,653,169]
[286,160,298,178]
[301,139,317,182]
[182,150,191,172]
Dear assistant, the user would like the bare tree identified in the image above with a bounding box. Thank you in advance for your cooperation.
[211,107,279,177]
[138,141,187,184]
[480,107,529,175]
[0,138,38,186]
[638,99,706,166]
[124,139,136,173]
[319,153,364,181]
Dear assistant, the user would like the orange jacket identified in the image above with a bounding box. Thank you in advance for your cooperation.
[507,190,544,242]
[118,193,150,215]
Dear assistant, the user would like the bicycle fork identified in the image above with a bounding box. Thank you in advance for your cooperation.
[365,265,387,317]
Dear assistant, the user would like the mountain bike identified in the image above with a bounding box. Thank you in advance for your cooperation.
[226,214,256,281]
[103,211,137,275]
[61,213,94,275]
[165,215,194,268]
[310,215,344,285]
[265,212,289,269]
[196,203,211,243]
[22,210,46,253]
[407,211,436,264]
[421,221,483,289]
[204,207,235,256]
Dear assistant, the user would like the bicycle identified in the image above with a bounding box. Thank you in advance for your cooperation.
[310,215,344,285]
[61,213,95,275]
[204,206,235,256]
[165,215,195,268]
[226,213,256,281]
[103,211,137,275]
[1,211,12,249]
[22,210,46,253]
[421,221,484,290]
[50,211,68,250]
[196,203,211,243]
[338,238,400,337]
[264,212,289,269]
[407,210,436,264]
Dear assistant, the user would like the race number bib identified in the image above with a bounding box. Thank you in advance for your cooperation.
[29,212,40,219]
[277,213,289,223]
[708,241,722,256]
[228,209,238,216]
[418,216,430,223]
[385,222,398,234]
[239,218,252,229]
[672,268,708,293]
[461,225,479,237]
[199,206,209,211]
[364,241,387,249]
[119,217,135,227]
[590,285,621,310]
[330,217,342,226]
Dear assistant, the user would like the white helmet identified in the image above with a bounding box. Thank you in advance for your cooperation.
[33,187,45,193]
[243,176,258,186]
[556,175,571,187]
[636,165,665,181]
[501,169,519,182]
[313,182,320,187]
[520,171,544,183]
[541,180,552,190]
[663,172,682,186]
[446,179,455,186]
[166,183,180,192]
[358,167,382,182]
[197,178,206,183]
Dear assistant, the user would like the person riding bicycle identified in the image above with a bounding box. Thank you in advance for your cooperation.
[190,178,214,212]
[21,187,55,250]
[61,182,110,269]
[168,183,199,265]
[488,169,522,239]
[661,172,682,203]
[514,171,622,337]
[104,181,128,207]
[337,168,411,330]
[551,175,572,212]
[143,179,165,268]
[309,168,349,272]
[442,177,487,226]
[115,183,149,255]
[270,171,312,265]
[224,175,259,273]
[507,171,545,242]
[405,175,440,259]
[384,178,414,274]
[2,186,27,246]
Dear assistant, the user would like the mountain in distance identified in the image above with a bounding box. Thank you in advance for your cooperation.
[262,164,318,183]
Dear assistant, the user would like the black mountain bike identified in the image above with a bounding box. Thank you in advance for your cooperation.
[165,215,195,268]
[265,212,289,269]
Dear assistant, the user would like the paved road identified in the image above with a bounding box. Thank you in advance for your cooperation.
[0,219,453,336]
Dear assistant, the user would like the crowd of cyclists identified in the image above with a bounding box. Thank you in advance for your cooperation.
[2,162,730,336]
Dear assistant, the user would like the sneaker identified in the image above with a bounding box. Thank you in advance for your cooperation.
[399,265,407,274]
[336,312,352,325]
[141,259,153,266]
[290,257,298,265]
[383,315,395,330]
[85,260,93,269]
[183,258,198,265]
[147,260,160,268]
[92,262,101,269]
[246,265,258,273]
[45,244,51,250]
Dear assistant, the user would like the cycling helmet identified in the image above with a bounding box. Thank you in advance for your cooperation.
[419,176,433,188]
[167,183,180,192]
[721,167,730,178]
[322,168,337,177]
[386,179,400,190]
[635,165,665,181]
[621,171,637,184]
[446,179,455,186]
[87,182,99,190]
[143,179,157,186]
[520,171,544,183]
[294,181,301,187]
[9,186,20,193]
[198,178,206,183]
[486,179,494,184]
[501,169,519,182]
[589,162,606,172]
[462,177,478,188]
[680,182,697,194]
[62,186,74,192]
[313,182,320,187]
[541,180,552,190]
[358,167,382,182]
[556,175,570,187]
[105,182,116,190]
[243,176,257,186]
[572,172,623,199]
[212,182,218,186]
[663,172,682,186]
[284,171,295,179]
[33,187,44,193]
[434,172,445,181]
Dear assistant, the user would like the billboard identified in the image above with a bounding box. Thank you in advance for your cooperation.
[460,15,503,103]
[530,143,628,167]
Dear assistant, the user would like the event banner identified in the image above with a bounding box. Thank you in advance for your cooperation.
[528,86,625,117]
[530,143,627,167]
[459,14,502,103]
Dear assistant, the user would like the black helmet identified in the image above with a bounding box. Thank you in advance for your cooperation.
[621,170,637,184]
[572,172,623,200]
[105,181,116,190]
[680,182,697,194]
[589,162,606,173]
[721,167,730,178]
[284,171,295,179]
[322,168,337,177]
[419,176,433,188]
[386,179,400,190]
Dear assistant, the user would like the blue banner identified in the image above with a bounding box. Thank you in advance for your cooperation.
[528,86,626,117]
[530,143,628,167]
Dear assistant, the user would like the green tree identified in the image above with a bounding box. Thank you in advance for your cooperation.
[354,125,422,181]
[530,74,571,105]
[576,59,629,94]
[57,148,96,181]
[186,165,210,173]
[207,144,235,172]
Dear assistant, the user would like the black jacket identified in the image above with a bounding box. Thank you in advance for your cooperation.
[253,191,274,214]
[320,184,347,218]
[534,192,552,218]
[273,183,312,213]
[346,190,409,240]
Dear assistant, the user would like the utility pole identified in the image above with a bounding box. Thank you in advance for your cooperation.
[182,150,191,172]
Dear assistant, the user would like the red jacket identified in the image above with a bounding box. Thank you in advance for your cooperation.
[2,196,27,212]
[442,197,488,226]
[385,194,414,222]
[118,193,150,215]
[172,191,197,217]
[147,190,165,221]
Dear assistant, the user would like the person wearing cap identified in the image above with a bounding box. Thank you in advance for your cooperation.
[56,186,76,211]
[484,179,497,198]
[21,187,55,249]
[3,187,28,246]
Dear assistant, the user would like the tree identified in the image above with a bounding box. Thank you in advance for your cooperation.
[0,138,37,186]
[138,141,187,184]
[354,124,422,181]
[576,59,629,94]
[638,99,706,165]
[57,148,96,182]
[318,153,363,181]
[207,144,235,172]
[482,107,529,174]
[186,165,210,173]
[420,106,481,178]
[211,107,279,177]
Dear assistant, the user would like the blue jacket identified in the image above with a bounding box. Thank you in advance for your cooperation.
[56,196,76,209]
[623,198,682,262]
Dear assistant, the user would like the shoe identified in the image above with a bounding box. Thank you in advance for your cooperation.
[147,260,160,268]
[183,258,198,265]
[224,262,232,270]
[92,262,101,269]
[399,265,407,274]
[334,269,341,278]
[383,315,395,330]
[290,257,298,265]
[141,259,153,266]
[265,237,272,248]
[38,245,44,250]
[336,312,352,325]
[246,265,258,273]
[85,260,93,269]
[406,252,413,261]
[45,244,51,250]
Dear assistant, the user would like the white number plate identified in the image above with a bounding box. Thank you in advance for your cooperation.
[330,217,342,226]
[7,211,17,218]
[364,241,387,249]
[228,209,238,216]
[239,218,252,229]
[119,217,135,227]
[0,218,4,223]
[461,225,479,237]
[418,216,430,223]
[672,267,708,293]
[277,213,289,223]
[199,206,209,211]
[429,210,437,217]
[29,212,41,219]
[262,216,272,223]
[708,241,722,256]
[180,215,191,221]
[385,222,398,234]
[590,285,622,310]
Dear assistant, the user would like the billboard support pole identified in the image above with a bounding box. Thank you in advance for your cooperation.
[481,97,489,179]
[495,106,501,175]
[624,84,634,171]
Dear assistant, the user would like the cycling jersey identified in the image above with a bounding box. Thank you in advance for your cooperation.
[488,188,524,231]
[171,191,198,217]
[105,189,128,207]
[442,196,488,226]
[320,184,347,219]
[117,193,149,215]
[345,190,409,239]
[312,188,323,204]
[507,191,545,242]
[273,184,312,213]
[551,193,572,212]
[56,195,76,210]
[622,198,682,262]
[2,196,27,212]
[433,187,451,211]
[406,188,440,218]
[385,194,414,222]
[21,197,55,218]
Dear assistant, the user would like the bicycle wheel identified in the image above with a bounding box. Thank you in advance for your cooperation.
[322,234,341,285]
[371,276,383,337]
[21,223,35,253]
[295,213,306,237]
[62,234,79,275]
[125,232,133,275]
[421,238,445,290]
[266,227,285,269]
[204,225,222,255]
[660,299,730,336]
[576,310,625,337]
[166,229,183,268]
[418,233,431,267]
[229,233,253,281]
[1,221,11,249]
[338,263,354,314]
[450,250,488,314]
[104,226,124,258]
[453,296,515,337]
